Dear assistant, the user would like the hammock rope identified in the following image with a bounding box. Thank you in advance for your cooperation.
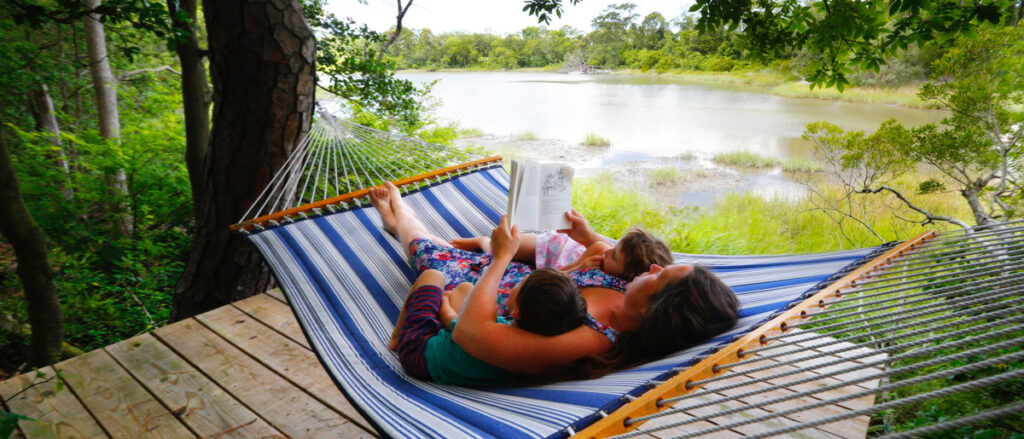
[234,109,493,231]
[238,113,1021,438]
[592,221,1023,439]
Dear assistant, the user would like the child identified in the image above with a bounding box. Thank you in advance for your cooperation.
[453,228,673,282]
[390,268,586,386]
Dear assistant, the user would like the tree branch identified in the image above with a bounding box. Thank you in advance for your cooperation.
[861,185,971,229]
[117,65,182,81]
[380,0,414,55]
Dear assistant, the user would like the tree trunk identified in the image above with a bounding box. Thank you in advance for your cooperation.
[962,184,997,226]
[167,0,211,199]
[82,0,133,237]
[0,132,64,367]
[29,84,74,201]
[171,0,316,320]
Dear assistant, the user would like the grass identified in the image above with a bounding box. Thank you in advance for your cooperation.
[659,69,793,88]
[572,172,969,255]
[514,130,538,141]
[647,167,689,186]
[457,127,485,138]
[582,133,611,147]
[782,157,824,173]
[713,151,781,168]
[770,82,936,108]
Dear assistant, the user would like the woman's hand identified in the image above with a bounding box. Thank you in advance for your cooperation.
[489,216,520,262]
[558,209,600,247]
[451,236,491,252]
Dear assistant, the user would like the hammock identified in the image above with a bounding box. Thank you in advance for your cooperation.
[236,113,1023,438]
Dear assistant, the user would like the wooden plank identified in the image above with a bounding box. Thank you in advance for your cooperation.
[58,349,194,438]
[194,305,377,435]
[264,289,287,304]
[740,362,878,412]
[232,293,308,348]
[715,372,867,439]
[105,333,281,438]
[0,366,107,438]
[671,391,841,439]
[156,317,375,438]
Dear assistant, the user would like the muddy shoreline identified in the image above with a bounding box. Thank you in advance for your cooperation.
[456,133,795,211]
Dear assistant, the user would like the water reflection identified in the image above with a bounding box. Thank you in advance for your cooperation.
[399,71,945,209]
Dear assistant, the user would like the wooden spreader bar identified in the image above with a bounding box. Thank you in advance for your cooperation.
[572,230,939,439]
[231,155,504,232]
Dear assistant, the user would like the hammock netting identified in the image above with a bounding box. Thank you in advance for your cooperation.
[237,113,1023,438]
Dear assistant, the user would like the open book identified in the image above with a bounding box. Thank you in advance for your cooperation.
[507,160,574,231]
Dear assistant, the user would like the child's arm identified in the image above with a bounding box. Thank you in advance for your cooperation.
[440,286,466,330]
[561,241,610,272]
[451,233,540,263]
[558,209,604,247]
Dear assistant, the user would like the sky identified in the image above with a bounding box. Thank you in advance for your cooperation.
[328,0,695,35]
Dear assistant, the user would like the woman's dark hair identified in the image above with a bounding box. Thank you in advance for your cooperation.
[515,268,587,336]
[541,265,738,382]
[620,265,739,360]
[618,229,673,280]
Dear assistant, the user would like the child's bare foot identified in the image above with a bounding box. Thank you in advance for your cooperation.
[369,186,398,236]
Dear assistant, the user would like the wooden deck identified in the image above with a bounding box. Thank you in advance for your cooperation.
[0,291,883,438]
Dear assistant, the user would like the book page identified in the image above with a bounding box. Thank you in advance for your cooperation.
[536,163,573,230]
[507,160,519,224]
[514,160,542,230]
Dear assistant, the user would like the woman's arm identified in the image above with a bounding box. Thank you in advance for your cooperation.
[452,217,610,374]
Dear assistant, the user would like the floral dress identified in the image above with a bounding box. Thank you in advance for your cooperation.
[408,238,628,342]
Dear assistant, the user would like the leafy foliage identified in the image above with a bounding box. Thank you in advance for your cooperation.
[803,24,1024,228]
[306,1,434,132]
[522,0,1019,89]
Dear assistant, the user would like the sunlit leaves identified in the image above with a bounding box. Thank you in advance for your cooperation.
[523,0,1017,89]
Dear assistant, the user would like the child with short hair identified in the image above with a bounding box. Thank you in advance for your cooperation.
[390,268,586,386]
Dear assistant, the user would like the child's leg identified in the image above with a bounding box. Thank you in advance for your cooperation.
[389,269,446,350]
[392,270,447,380]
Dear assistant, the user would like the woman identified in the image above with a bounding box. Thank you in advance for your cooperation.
[370,182,739,376]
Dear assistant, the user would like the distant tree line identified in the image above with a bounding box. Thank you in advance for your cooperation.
[386,3,950,87]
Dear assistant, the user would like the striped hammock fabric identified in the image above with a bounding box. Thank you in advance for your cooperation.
[244,164,886,439]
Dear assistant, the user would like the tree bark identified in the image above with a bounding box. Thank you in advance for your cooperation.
[171,0,316,320]
[166,0,211,201]
[963,184,997,226]
[29,84,74,201]
[82,0,133,237]
[0,132,64,367]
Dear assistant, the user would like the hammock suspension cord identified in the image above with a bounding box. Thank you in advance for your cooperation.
[237,107,484,229]
[596,222,1023,439]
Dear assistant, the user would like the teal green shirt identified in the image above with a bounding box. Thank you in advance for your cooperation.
[425,317,516,387]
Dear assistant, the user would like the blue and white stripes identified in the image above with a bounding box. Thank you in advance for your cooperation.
[246,165,878,439]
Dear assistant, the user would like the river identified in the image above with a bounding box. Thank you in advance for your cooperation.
[398,71,947,207]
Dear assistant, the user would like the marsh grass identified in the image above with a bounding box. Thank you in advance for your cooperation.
[514,130,538,141]
[573,174,968,255]
[782,157,824,173]
[664,70,791,87]
[458,127,485,138]
[647,167,689,186]
[582,133,611,147]
[770,82,936,108]
[713,151,781,168]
